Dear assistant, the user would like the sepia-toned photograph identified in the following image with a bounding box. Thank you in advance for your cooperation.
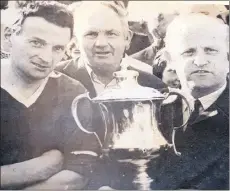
[0,0,229,190]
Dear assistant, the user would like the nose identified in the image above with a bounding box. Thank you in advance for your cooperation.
[39,46,52,63]
[95,34,108,48]
[193,52,208,67]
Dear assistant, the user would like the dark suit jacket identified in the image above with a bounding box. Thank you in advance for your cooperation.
[131,45,156,66]
[55,56,167,98]
[147,84,229,190]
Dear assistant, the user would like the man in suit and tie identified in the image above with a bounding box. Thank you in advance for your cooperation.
[147,13,229,190]
[56,1,166,98]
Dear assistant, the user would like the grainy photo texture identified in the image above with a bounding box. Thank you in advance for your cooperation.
[0,1,229,190]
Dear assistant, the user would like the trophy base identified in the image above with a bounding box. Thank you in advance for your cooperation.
[102,146,167,160]
[101,147,168,190]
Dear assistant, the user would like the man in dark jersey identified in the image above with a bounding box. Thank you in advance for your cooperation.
[0,1,101,189]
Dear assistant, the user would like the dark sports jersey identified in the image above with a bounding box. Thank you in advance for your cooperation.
[0,74,98,166]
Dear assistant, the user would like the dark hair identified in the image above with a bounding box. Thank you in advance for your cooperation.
[152,60,167,79]
[0,0,8,10]
[12,1,74,38]
[152,48,169,79]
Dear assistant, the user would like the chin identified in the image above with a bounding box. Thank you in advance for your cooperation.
[94,64,118,73]
[94,60,114,66]
[28,73,49,81]
[192,84,220,95]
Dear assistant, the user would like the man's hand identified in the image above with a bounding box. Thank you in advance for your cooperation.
[24,170,88,190]
[1,150,63,189]
[98,186,114,190]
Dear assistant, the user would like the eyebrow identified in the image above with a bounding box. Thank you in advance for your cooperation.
[30,37,47,44]
[180,48,196,55]
[204,46,218,50]
[84,29,121,34]
[54,45,65,49]
[106,29,120,34]
[185,48,196,51]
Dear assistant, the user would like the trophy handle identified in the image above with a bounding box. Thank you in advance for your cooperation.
[98,103,111,142]
[71,92,103,148]
[162,88,192,156]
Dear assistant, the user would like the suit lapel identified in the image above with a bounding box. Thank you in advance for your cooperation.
[193,108,218,124]
[195,84,229,124]
[183,83,229,126]
[213,83,229,119]
[75,67,97,98]
[156,84,229,189]
[63,58,97,98]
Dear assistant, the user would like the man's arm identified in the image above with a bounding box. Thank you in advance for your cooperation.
[23,170,88,190]
[1,150,63,189]
[131,45,157,66]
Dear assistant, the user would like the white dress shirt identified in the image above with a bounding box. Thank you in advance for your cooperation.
[182,83,227,123]
[198,83,227,110]
[84,54,153,95]
[85,63,117,95]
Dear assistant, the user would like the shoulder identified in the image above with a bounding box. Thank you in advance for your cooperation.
[124,56,153,74]
[50,71,87,97]
[215,83,229,116]
[125,56,167,90]
[131,46,156,65]
[0,87,13,105]
[55,57,85,80]
[55,59,76,73]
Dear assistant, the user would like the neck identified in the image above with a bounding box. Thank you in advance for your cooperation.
[94,69,114,85]
[3,61,45,99]
[90,64,119,85]
[184,83,226,99]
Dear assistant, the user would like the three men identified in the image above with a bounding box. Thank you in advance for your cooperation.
[0,2,97,189]
[1,1,228,190]
[56,1,166,98]
[147,14,229,189]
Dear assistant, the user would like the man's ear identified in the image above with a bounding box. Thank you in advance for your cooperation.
[162,48,172,63]
[3,27,13,51]
[125,29,133,51]
[4,27,12,41]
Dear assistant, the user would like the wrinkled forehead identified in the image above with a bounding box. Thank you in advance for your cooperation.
[179,28,225,47]
[74,4,124,36]
[166,21,228,54]
[20,16,71,45]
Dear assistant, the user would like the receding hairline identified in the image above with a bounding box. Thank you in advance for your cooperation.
[73,1,129,38]
[165,13,229,51]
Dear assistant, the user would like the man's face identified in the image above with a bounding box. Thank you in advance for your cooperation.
[10,16,71,80]
[170,28,229,92]
[162,66,180,89]
[77,5,130,73]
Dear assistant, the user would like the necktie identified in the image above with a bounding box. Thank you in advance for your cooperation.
[188,99,203,125]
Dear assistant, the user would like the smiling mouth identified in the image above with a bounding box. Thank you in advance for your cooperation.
[95,52,111,55]
[31,62,49,69]
[191,70,210,74]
